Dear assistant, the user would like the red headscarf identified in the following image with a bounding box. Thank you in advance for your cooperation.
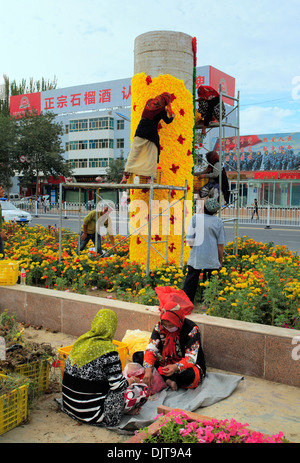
[155,287,193,365]
[142,93,174,120]
[196,85,219,101]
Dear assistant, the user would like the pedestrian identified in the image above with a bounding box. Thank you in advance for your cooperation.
[195,85,226,138]
[43,197,49,213]
[77,204,115,255]
[62,309,150,426]
[133,286,206,392]
[121,92,175,183]
[0,184,8,258]
[183,198,226,304]
[251,199,259,220]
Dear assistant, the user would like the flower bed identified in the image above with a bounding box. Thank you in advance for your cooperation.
[2,225,300,329]
[128,406,290,444]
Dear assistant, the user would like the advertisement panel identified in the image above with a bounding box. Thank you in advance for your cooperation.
[213,132,300,172]
[10,92,41,116]
[41,77,132,115]
[209,66,236,106]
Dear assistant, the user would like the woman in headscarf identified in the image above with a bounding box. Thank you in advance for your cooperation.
[196,85,226,138]
[62,309,149,426]
[133,287,206,391]
[121,92,175,183]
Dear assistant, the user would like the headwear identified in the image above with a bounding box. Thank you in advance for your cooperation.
[205,198,220,214]
[69,309,118,368]
[206,150,219,173]
[142,93,174,120]
[196,85,219,101]
[155,287,194,365]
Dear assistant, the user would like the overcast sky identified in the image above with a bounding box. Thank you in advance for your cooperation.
[1,0,299,135]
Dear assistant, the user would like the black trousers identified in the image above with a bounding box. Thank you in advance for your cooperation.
[183,265,217,304]
[133,351,197,389]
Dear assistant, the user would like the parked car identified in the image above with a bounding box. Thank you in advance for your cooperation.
[0,199,32,225]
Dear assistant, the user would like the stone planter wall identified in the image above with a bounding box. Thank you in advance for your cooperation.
[0,285,299,387]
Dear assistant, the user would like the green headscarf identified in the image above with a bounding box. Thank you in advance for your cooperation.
[69,309,118,368]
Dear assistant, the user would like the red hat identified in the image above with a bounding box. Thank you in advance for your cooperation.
[155,287,193,328]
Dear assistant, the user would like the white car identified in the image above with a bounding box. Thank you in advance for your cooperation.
[0,199,32,225]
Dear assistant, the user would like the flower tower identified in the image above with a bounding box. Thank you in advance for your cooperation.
[129,31,197,270]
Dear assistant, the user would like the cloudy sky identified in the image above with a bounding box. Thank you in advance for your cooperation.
[1,0,299,135]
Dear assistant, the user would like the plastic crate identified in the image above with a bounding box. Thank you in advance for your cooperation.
[58,340,128,375]
[0,374,28,435]
[0,359,50,394]
[0,260,20,286]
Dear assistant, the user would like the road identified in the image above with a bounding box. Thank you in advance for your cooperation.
[29,214,300,253]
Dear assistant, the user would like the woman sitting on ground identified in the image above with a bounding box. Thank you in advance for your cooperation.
[133,287,206,391]
[62,309,149,426]
[121,92,175,183]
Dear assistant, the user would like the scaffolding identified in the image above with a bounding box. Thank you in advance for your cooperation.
[195,86,240,253]
[58,180,188,276]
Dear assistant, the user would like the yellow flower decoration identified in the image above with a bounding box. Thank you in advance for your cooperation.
[129,73,195,269]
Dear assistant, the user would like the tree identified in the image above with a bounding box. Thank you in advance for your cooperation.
[105,153,127,183]
[0,113,19,189]
[0,74,57,116]
[16,110,72,197]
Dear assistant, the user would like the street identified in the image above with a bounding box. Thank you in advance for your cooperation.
[28,215,300,253]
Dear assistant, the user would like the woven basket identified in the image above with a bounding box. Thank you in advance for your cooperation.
[194,176,207,190]
[127,170,163,185]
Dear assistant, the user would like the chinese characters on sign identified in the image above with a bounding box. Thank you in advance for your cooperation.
[43,86,132,111]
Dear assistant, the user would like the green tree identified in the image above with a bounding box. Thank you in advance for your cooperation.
[0,75,57,116]
[0,113,18,189]
[105,153,126,183]
[16,110,72,197]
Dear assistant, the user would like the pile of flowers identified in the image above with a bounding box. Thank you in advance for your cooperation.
[2,225,300,329]
[141,410,290,443]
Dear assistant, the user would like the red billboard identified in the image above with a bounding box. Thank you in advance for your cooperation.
[10,92,41,117]
[209,66,235,106]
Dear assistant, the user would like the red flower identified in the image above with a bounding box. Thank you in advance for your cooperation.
[170,164,179,174]
[171,190,176,199]
[154,235,161,241]
[136,236,141,245]
[146,75,152,85]
[170,93,176,102]
[177,134,186,144]
[179,109,185,116]
[157,123,162,130]
[133,104,136,111]
[168,243,176,253]
[187,149,192,156]
[170,215,175,225]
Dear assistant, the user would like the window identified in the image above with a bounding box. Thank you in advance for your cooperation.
[68,141,88,151]
[89,117,114,131]
[89,139,114,149]
[69,119,88,132]
[117,119,124,130]
[69,159,88,168]
[116,138,124,149]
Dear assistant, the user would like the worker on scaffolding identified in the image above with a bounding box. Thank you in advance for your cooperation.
[121,93,175,184]
[195,85,226,138]
[194,151,230,204]
[76,203,115,255]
